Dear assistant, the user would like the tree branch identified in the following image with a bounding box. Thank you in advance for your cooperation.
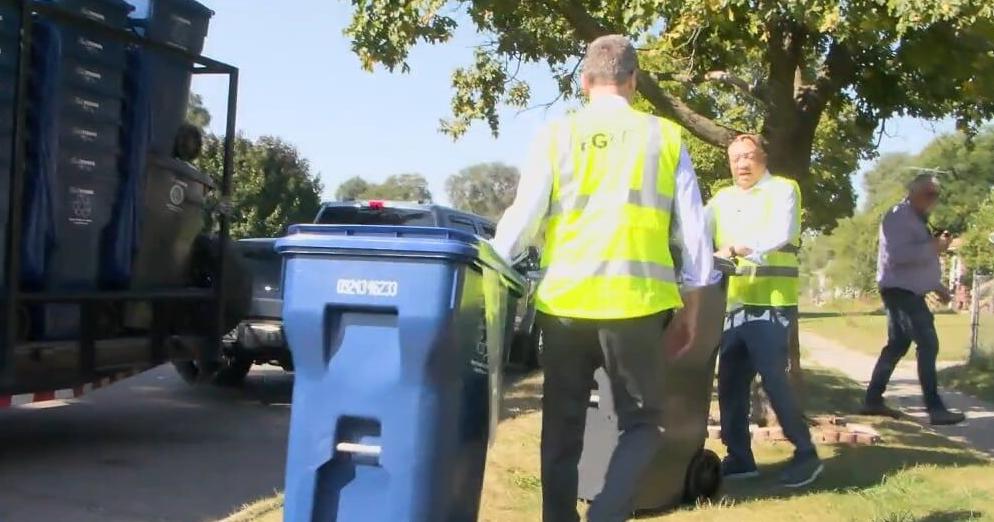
[637,73,740,146]
[703,71,768,104]
[804,41,854,116]
[552,0,741,146]
[651,69,769,106]
[518,60,581,114]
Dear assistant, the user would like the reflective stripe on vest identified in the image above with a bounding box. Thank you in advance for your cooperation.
[548,118,674,216]
[712,175,801,307]
[536,107,683,320]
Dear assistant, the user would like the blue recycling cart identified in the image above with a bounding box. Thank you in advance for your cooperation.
[276,224,525,522]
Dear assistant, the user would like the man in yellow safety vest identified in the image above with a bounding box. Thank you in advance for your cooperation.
[493,35,715,522]
[707,134,823,488]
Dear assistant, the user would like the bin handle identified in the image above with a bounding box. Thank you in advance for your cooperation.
[336,442,382,458]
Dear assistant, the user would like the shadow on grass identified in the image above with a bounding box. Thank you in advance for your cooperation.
[938,363,994,404]
[799,310,885,319]
[916,511,983,522]
[723,441,988,503]
[495,354,991,515]
[501,369,543,421]
[719,367,990,504]
[800,367,865,416]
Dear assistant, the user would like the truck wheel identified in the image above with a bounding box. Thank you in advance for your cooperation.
[172,357,252,387]
[172,359,215,385]
[683,449,722,504]
[213,358,254,387]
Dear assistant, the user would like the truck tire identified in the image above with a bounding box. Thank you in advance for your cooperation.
[172,356,252,387]
[213,357,254,386]
[172,359,216,385]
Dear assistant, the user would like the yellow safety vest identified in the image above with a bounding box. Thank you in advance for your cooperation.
[536,105,683,319]
[710,175,801,307]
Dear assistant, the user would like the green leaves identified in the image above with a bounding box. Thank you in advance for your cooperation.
[343,0,994,232]
[186,93,211,130]
[196,134,324,239]
[441,49,512,138]
[959,189,994,274]
[445,162,520,219]
[344,0,457,72]
[335,176,371,200]
[335,173,434,201]
[808,125,994,290]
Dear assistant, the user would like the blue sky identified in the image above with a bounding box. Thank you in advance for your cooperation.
[190,0,955,206]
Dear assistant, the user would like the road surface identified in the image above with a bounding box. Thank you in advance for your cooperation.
[0,365,293,522]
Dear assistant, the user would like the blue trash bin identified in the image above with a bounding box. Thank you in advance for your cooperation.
[276,224,525,522]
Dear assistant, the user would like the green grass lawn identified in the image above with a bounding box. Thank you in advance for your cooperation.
[799,309,973,363]
[223,365,994,522]
[940,362,994,404]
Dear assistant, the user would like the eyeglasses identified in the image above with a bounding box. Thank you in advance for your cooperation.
[730,152,759,162]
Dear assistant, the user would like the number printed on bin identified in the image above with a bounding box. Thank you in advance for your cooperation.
[336,279,398,297]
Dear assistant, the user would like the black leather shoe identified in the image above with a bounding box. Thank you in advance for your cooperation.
[928,408,966,426]
[859,402,903,419]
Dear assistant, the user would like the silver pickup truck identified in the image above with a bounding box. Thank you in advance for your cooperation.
[202,200,543,385]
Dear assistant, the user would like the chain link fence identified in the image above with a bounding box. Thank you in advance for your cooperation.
[970,273,994,365]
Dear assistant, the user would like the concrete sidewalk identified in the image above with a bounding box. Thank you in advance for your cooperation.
[801,330,994,457]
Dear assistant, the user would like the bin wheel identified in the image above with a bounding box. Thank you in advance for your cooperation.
[683,449,722,504]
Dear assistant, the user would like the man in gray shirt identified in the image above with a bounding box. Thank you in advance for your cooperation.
[862,174,965,425]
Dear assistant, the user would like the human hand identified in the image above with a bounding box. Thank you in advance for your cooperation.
[933,232,952,253]
[933,287,952,305]
[665,290,700,359]
[732,245,754,257]
[715,246,735,259]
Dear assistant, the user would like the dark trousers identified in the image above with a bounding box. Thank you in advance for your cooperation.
[538,311,672,522]
[719,307,815,467]
[866,288,944,410]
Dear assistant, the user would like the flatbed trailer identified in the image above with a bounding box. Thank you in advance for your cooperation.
[0,0,242,405]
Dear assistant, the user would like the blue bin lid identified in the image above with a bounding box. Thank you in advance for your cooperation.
[39,0,135,14]
[125,0,214,18]
[276,224,526,295]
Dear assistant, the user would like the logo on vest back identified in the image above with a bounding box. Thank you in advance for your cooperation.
[579,131,633,151]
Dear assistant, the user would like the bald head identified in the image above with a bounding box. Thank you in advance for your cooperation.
[582,35,638,95]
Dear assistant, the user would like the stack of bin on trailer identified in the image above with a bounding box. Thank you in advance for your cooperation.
[3,0,214,343]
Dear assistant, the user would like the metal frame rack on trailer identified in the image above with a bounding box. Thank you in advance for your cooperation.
[0,0,238,400]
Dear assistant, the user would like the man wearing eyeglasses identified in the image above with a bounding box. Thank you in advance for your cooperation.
[862,174,966,425]
[707,134,822,488]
